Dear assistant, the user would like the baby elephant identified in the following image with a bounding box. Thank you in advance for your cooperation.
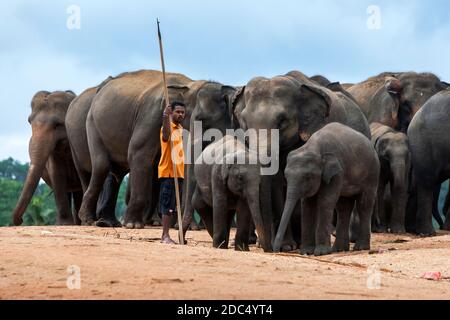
[192,136,270,252]
[274,123,380,256]
[370,123,410,234]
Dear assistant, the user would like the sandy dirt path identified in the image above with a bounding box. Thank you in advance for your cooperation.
[1,226,450,300]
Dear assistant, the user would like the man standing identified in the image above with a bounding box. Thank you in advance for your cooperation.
[159,101,186,244]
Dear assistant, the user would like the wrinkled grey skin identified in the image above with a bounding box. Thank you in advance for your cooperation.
[66,82,126,228]
[181,82,237,237]
[13,90,81,226]
[77,70,204,229]
[408,90,450,234]
[370,123,410,234]
[233,70,370,251]
[348,72,447,133]
[192,136,270,251]
[273,123,379,256]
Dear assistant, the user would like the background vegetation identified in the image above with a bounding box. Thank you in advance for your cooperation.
[0,157,446,227]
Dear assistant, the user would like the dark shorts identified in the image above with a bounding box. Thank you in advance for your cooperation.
[159,178,183,216]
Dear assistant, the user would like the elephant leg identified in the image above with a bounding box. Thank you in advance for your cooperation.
[444,197,450,231]
[123,154,154,229]
[182,164,196,236]
[314,177,342,256]
[300,196,316,255]
[235,200,251,251]
[96,173,124,228]
[49,159,73,225]
[72,191,83,225]
[432,185,444,229]
[192,186,214,238]
[373,179,387,233]
[212,192,229,249]
[416,183,436,236]
[144,170,161,226]
[291,200,302,248]
[78,127,110,225]
[333,197,353,252]
[354,188,377,251]
[248,220,257,245]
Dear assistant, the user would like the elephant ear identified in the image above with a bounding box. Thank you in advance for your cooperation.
[322,153,343,185]
[221,85,237,125]
[384,77,403,123]
[231,86,246,129]
[300,84,333,117]
[384,77,403,95]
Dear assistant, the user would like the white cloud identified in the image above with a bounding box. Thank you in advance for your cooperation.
[0,132,30,163]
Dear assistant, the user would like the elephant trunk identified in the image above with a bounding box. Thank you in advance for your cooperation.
[246,185,271,252]
[273,183,300,252]
[259,174,273,249]
[390,163,407,230]
[12,126,55,225]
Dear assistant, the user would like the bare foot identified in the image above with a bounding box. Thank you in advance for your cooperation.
[161,236,176,245]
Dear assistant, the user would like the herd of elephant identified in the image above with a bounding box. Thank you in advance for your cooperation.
[11,69,450,256]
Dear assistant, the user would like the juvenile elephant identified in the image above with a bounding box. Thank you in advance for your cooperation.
[181,82,237,237]
[13,90,82,225]
[408,90,450,234]
[273,123,380,256]
[348,72,447,133]
[192,136,270,252]
[370,123,410,234]
[233,70,370,251]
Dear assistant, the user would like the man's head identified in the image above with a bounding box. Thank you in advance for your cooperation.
[170,101,186,124]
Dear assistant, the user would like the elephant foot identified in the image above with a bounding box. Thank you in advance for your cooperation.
[57,218,76,226]
[389,225,406,234]
[372,225,388,233]
[213,242,229,249]
[123,221,145,229]
[314,245,332,256]
[80,213,96,226]
[416,225,436,237]
[281,243,297,252]
[81,218,96,226]
[248,232,257,245]
[95,217,122,228]
[332,241,350,253]
[353,241,370,251]
[13,216,23,226]
[235,243,250,251]
[300,246,315,256]
[152,220,162,227]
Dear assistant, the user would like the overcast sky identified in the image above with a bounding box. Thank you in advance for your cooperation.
[1,0,450,162]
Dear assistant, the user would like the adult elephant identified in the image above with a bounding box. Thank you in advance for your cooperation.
[12,90,82,226]
[66,80,125,228]
[77,70,207,229]
[347,72,448,133]
[232,70,370,250]
[408,90,450,234]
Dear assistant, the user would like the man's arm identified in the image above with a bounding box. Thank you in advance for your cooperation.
[162,105,172,142]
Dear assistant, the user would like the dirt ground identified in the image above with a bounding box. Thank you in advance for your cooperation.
[1,225,450,300]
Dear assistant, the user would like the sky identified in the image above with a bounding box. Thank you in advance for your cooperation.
[1,0,450,162]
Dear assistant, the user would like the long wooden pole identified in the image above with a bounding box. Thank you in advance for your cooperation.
[157,19,184,245]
